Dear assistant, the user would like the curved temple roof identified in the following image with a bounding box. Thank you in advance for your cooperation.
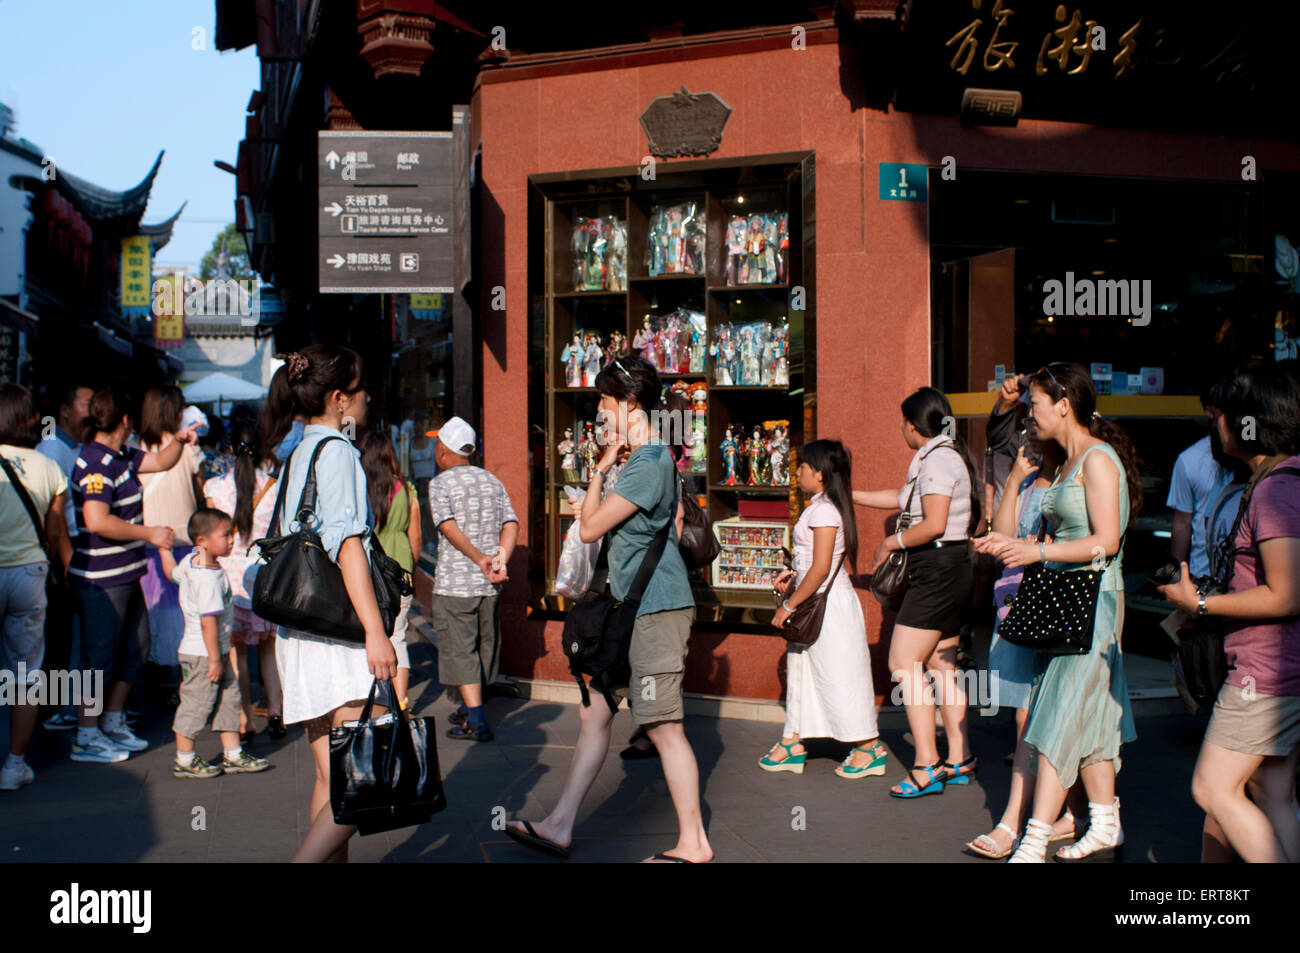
[139,200,187,254]
[57,150,164,221]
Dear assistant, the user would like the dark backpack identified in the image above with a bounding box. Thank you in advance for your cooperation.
[562,479,677,713]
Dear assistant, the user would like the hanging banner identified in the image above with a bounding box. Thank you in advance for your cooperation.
[120,235,152,317]
[153,272,186,349]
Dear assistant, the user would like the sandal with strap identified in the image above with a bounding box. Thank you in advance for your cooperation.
[889,760,946,798]
[941,755,978,786]
[835,740,888,779]
[758,740,806,774]
[966,822,1018,859]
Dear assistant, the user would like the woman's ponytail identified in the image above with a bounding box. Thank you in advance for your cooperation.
[258,364,295,456]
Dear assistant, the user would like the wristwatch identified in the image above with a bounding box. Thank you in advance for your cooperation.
[592,465,608,479]
[1039,540,1047,562]
[1197,592,1208,617]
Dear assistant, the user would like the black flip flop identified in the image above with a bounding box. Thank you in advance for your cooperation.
[505,820,569,860]
[620,743,659,760]
[650,852,694,863]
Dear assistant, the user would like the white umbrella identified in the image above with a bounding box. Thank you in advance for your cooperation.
[183,372,267,417]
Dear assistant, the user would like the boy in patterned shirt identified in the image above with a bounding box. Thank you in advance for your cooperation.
[429,417,517,742]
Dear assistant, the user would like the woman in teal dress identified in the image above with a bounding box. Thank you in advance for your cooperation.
[978,363,1143,864]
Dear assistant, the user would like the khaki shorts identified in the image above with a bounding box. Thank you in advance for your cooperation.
[614,607,693,726]
[172,652,242,740]
[1204,682,1300,757]
[432,593,499,688]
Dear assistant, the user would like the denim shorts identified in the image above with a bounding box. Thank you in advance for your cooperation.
[0,563,48,679]
[988,628,1037,712]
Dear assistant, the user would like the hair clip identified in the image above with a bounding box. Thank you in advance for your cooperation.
[285,352,309,383]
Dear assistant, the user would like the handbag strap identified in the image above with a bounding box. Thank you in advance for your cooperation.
[0,454,50,561]
[268,436,344,535]
[900,441,953,527]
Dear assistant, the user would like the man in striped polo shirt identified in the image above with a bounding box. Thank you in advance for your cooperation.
[68,389,195,763]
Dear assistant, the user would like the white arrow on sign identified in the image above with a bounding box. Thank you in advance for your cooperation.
[325,150,340,170]
[323,201,343,217]
[326,254,345,269]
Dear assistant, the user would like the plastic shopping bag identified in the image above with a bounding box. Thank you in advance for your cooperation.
[555,486,601,599]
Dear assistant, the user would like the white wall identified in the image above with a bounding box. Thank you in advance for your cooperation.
[0,148,39,297]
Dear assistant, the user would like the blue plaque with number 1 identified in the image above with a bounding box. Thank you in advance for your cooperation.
[879,163,928,202]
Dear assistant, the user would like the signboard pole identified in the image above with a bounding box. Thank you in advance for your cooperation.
[450,106,477,435]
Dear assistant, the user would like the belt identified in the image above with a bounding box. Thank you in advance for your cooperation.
[905,539,969,553]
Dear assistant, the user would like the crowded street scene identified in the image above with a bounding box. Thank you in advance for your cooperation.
[0,0,1296,931]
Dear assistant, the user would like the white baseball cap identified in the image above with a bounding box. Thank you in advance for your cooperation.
[436,416,476,455]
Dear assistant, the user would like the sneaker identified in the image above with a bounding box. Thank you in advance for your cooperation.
[0,761,35,790]
[173,755,222,779]
[71,731,131,763]
[220,751,270,774]
[43,711,79,731]
[102,724,149,752]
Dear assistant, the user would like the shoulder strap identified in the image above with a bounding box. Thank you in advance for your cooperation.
[0,455,49,559]
[251,473,278,512]
[1215,464,1300,589]
[623,472,677,607]
[901,440,953,520]
[267,436,344,536]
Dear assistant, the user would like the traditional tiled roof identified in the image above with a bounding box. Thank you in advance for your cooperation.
[57,150,163,221]
[139,201,187,254]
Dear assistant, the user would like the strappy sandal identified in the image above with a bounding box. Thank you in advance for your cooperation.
[941,755,978,786]
[966,822,1018,859]
[889,760,945,798]
[1049,810,1079,843]
[758,740,806,774]
[835,740,888,779]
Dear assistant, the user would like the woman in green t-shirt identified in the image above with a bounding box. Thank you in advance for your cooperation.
[361,432,421,711]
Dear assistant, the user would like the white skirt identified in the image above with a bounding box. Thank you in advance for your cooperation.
[275,628,377,725]
[784,585,878,741]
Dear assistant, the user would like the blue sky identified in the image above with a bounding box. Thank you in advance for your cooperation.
[0,1,259,271]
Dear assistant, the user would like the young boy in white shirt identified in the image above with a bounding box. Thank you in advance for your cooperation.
[159,508,269,779]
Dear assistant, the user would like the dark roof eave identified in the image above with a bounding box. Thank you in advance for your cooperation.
[140,201,188,255]
[57,150,165,222]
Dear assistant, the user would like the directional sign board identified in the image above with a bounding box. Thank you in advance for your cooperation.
[318,131,455,293]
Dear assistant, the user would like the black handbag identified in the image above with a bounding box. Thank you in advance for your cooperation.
[677,477,720,570]
[0,454,72,682]
[997,513,1121,655]
[870,442,962,609]
[562,479,676,713]
[778,551,845,646]
[252,437,412,644]
[330,678,446,835]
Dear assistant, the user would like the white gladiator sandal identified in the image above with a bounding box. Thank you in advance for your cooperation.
[1007,817,1053,864]
[1054,797,1124,863]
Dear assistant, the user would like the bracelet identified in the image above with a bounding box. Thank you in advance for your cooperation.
[591,466,607,479]
[895,529,905,550]
[782,599,796,612]
[1039,540,1047,562]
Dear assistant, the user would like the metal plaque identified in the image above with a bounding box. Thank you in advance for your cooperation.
[640,86,732,158]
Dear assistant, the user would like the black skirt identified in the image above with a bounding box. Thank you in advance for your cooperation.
[894,543,973,632]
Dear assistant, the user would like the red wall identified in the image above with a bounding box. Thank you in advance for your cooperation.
[468,38,1300,701]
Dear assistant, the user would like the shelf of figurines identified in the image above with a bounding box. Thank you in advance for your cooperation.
[556,316,791,389]
[557,201,793,295]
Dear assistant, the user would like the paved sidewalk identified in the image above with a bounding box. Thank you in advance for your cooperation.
[0,635,1212,863]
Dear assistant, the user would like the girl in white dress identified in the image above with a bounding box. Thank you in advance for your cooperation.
[764,439,884,779]
[260,344,398,863]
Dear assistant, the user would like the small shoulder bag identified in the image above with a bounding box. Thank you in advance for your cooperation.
[870,442,951,609]
[779,550,846,646]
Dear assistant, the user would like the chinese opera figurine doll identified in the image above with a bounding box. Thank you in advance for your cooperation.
[689,382,708,474]
[767,422,789,486]
[764,213,779,283]
[560,332,584,387]
[687,310,706,373]
[571,219,589,290]
[776,212,789,283]
[771,319,789,387]
[726,215,746,285]
[647,207,667,277]
[633,315,661,369]
[582,331,604,387]
[739,325,761,385]
[558,428,578,482]
[605,329,627,366]
[684,202,705,275]
[746,426,768,485]
[607,216,627,291]
[579,421,599,481]
[710,325,734,386]
[720,426,740,486]
[659,313,681,373]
